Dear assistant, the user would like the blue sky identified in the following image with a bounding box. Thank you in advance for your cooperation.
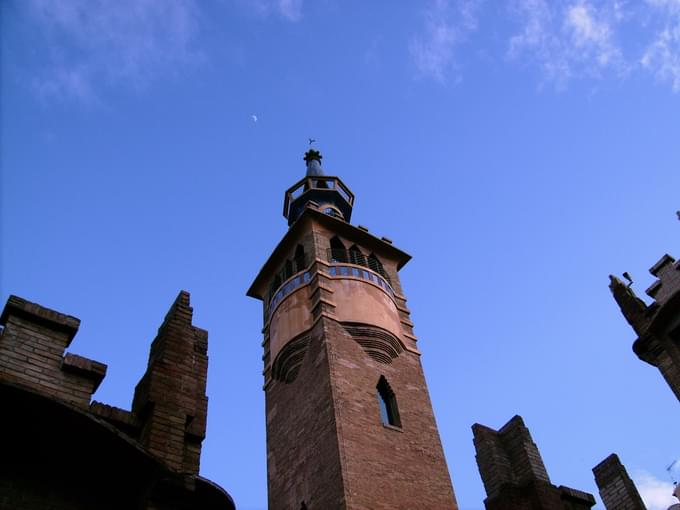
[2,1,680,509]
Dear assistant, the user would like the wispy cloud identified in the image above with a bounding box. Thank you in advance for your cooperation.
[278,0,303,21]
[410,0,482,82]
[246,0,304,22]
[633,471,677,510]
[642,0,680,91]
[24,0,202,103]
[508,0,625,88]
[565,3,622,67]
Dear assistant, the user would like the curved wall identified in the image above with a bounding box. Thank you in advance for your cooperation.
[329,277,403,343]
[269,286,313,366]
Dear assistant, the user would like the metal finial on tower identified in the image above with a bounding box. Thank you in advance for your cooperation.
[304,145,323,177]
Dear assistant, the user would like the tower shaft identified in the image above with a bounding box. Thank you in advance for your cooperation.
[248,152,457,509]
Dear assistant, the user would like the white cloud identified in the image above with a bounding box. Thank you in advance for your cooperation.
[508,0,570,84]
[508,0,625,87]
[642,24,680,90]
[410,0,482,82]
[646,0,680,14]
[633,471,677,510]
[24,0,202,102]
[565,4,619,66]
[642,0,680,91]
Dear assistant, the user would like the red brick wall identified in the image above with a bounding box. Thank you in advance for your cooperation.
[265,319,348,510]
[323,318,458,509]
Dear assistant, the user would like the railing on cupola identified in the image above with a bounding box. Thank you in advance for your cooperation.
[283,176,355,225]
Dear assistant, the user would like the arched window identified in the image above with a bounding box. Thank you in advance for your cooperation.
[368,253,389,284]
[294,244,306,272]
[284,259,294,280]
[322,205,343,219]
[349,245,366,266]
[376,376,401,428]
[270,274,282,297]
[300,502,308,510]
[330,236,347,263]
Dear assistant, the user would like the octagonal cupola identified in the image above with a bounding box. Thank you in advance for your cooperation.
[283,149,355,226]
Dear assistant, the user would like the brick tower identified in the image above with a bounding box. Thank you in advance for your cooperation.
[247,149,458,510]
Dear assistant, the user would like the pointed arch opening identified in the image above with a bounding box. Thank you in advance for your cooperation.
[294,244,306,272]
[269,274,282,299]
[349,244,366,266]
[284,259,294,280]
[368,253,390,285]
[330,236,347,263]
[376,376,401,428]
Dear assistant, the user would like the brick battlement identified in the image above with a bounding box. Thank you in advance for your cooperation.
[0,295,80,343]
[593,454,646,510]
[0,295,107,407]
[0,291,210,476]
[646,254,680,304]
[473,415,595,510]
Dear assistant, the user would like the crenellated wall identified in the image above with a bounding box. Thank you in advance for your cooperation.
[610,253,680,401]
[473,415,596,510]
[0,292,233,510]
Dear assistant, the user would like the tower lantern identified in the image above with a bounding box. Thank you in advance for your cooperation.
[248,148,458,509]
[283,149,355,225]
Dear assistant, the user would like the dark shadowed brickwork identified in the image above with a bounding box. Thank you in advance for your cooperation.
[610,253,680,401]
[0,293,234,510]
[473,415,595,510]
[593,454,646,510]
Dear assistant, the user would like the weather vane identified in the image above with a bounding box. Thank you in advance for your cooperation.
[308,138,316,146]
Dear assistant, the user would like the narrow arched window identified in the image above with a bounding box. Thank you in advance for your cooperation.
[294,244,306,272]
[349,245,366,266]
[270,274,282,297]
[368,253,389,284]
[376,376,401,428]
[330,236,347,263]
[284,259,293,280]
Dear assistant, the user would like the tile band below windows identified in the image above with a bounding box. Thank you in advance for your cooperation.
[327,264,394,296]
[268,271,311,316]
